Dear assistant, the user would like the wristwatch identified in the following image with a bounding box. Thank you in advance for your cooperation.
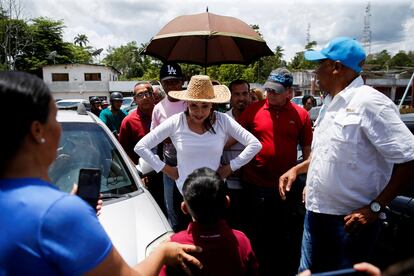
[369,201,382,213]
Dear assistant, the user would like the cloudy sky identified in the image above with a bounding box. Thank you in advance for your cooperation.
[24,0,414,62]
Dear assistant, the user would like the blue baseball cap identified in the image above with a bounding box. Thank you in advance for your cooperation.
[304,37,366,73]
[263,68,293,93]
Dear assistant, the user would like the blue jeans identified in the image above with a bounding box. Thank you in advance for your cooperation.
[163,174,177,228]
[299,210,381,273]
[163,174,190,232]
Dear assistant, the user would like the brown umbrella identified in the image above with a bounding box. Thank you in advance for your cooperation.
[142,12,274,67]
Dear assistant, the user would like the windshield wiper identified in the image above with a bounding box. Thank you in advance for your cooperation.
[101,193,129,199]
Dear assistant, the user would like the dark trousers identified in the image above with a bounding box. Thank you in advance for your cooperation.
[244,183,305,276]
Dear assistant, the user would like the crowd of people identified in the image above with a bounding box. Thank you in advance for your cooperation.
[2,36,414,276]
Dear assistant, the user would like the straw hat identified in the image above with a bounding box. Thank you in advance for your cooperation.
[168,75,230,103]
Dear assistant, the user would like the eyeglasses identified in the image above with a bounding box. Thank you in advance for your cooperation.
[135,91,153,99]
[264,86,286,94]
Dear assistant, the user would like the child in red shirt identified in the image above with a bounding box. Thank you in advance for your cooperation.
[160,167,258,276]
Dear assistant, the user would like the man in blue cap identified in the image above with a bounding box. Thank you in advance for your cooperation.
[238,67,313,275]
[279,37,414,273]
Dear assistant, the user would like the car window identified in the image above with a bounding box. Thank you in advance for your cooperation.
[49,122,138,196]
[291,97,303,105]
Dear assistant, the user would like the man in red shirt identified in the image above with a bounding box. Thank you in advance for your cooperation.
[160,167,258,276]
[119,81,155,164]
[238,68,313,276]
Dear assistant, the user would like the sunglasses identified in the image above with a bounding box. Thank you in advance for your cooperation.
[135,91,153,99]
[264,86,286,94]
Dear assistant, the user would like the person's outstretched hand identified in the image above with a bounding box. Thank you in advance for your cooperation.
[160,242,203,274]
[354,262,381,276]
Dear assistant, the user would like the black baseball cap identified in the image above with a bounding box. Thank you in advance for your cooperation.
[160,62,183,81]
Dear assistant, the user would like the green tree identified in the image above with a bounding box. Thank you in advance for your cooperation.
[388,51,413,68]
[104,41,160,80]
[0,0,32,70]
[74,33,88,47]
[366,50,391,70]
[288,41,317,70]
[15,17,80,70]
[67,43,92,64]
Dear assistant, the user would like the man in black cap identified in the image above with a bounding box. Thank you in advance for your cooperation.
[151,62,187,232]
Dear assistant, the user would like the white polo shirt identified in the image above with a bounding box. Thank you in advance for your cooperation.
[306,76,414,215]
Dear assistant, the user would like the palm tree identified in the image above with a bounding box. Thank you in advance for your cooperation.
[74,34,89,47]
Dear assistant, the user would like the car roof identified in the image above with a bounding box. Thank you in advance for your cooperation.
[57,110,97,123]
[56,99,88,103]
[401,113,414,121]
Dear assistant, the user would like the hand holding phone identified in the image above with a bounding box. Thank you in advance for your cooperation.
[77,168,101,208]
[309,268,365,276]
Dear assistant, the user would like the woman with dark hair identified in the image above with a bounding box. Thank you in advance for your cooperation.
[135,75,262,231]
[302,95,317,111]
[0,71,201,275]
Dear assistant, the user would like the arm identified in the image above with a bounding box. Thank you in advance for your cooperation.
[344,160,414,234]
[135,115,177,176]
[85,242,202,276]
[118,119,136,164]
[218,114,261,178]
[301,145,311,161]
[299,111,313,161]
[279,156,311,200]
[344,102,414,234]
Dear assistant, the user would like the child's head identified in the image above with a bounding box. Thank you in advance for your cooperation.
[182,167,228,224]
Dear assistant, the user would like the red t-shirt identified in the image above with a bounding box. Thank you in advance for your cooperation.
[160,220,259,276]
[238,99,313,188]
[118,108,152,164]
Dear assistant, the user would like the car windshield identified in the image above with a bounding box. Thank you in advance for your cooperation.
[49,122,138,196]
[121,97,133,109]
[56,101,81,107]
[291,97,303,105]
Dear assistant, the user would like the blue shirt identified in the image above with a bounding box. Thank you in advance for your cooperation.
[0,178,112,275]
[99,107,128,135]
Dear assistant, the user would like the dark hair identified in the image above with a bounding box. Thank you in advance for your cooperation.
[184,108,216,134]
[229,79,250,93]
[302,95,316,106]
[182,167,227,224]
[0,71,52,173]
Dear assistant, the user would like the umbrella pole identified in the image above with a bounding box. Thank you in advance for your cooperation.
[204,36,208,75]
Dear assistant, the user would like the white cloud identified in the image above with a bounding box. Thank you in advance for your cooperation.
[24,0,414,62]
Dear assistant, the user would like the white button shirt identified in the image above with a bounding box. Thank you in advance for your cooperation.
[306,76,414,215]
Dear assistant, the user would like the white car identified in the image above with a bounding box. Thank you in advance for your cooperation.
[56,99,91,110]
[291,96,323,107]
[48,109,172,265]
[121,96,137,112]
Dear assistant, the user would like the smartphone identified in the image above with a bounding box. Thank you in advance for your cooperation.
[310,268,364,276]
[77,168,101,208]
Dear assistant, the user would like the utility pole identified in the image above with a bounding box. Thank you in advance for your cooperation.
[306,23,311,45]
[362,1,372,55]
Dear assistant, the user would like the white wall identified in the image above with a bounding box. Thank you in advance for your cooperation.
[43,64,119,100]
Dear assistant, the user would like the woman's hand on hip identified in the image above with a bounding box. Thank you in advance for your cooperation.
[163,165,179,180]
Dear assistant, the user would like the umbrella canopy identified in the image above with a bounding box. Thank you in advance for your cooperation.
[142,12,274,67]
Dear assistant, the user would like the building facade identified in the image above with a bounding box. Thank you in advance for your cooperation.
[43,64,120,100]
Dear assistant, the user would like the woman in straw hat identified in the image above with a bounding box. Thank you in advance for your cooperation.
[135,75,261,228]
